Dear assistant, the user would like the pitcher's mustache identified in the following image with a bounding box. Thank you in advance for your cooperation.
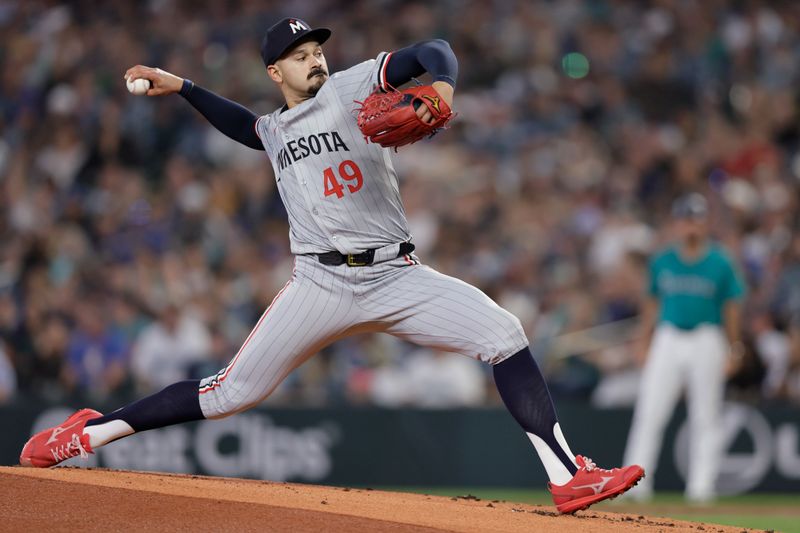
[308,68,328,79]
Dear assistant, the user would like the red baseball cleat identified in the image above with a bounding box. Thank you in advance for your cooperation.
[549,455,645,514]
[19,409,102,468]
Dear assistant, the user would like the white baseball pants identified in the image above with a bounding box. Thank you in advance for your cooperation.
[623,323,728,500]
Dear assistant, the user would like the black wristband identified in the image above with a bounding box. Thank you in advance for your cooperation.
[179,78,194,97]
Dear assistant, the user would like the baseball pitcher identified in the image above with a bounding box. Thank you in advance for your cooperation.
[21,18,643,513]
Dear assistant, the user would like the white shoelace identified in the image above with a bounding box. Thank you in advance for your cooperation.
[50,433,89,463]
[581,456,613,474]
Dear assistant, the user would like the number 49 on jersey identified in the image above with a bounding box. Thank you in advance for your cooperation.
[323,160,362,199]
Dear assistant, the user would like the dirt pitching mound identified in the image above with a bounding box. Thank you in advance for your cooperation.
[0,467,753,532]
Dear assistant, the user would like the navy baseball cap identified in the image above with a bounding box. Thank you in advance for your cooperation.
[671,193,708,219]
[260,18,331,67]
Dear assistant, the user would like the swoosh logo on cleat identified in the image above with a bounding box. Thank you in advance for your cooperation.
[45,418,86,445]
[571,476,614,495]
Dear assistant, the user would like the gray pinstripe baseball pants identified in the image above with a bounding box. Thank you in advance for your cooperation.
[198,254,529,418]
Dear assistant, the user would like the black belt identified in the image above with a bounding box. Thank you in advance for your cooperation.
[316,242,415,266]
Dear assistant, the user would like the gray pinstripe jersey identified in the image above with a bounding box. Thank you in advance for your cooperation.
[197,53,531,420]
[255,52,411,255]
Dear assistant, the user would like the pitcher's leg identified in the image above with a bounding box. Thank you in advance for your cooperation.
[83,259,359,451]
[82,379,202,447]
[373,264,528,363]
[493,348,579,483]
[198,264,359,418]
[373,264,575,483]
[82,277,305,445]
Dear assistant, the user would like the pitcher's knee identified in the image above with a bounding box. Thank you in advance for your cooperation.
[481,311,529,364]
[198,379,271,419]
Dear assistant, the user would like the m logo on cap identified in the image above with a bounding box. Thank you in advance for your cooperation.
[289,19,307,34]
[260,18,330,67]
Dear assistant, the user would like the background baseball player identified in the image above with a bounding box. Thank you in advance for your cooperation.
[20,17,643,513]
[623,193,745,503]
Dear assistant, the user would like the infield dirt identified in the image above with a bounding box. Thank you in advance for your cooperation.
[0,466,758,532]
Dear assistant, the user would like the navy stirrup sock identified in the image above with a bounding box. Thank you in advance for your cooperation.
[493,348,578,476]
[85,380,205,432]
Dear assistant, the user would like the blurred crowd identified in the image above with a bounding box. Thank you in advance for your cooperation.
[1,0,800,408]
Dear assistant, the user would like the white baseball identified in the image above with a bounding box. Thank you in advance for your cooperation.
[126,77,151,96]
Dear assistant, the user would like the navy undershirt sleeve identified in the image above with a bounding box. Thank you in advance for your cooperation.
[384,39,458,89]
[180,80,264,151]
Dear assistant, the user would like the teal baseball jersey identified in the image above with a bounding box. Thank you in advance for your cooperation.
[648,244,745,329]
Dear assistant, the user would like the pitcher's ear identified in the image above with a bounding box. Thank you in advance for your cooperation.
[267,64,282,83]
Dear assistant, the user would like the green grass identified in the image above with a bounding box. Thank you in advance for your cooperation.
[379,487,799,532]
[670,514,797,533]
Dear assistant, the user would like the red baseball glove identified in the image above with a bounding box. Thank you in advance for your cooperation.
[356,85,455,149]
